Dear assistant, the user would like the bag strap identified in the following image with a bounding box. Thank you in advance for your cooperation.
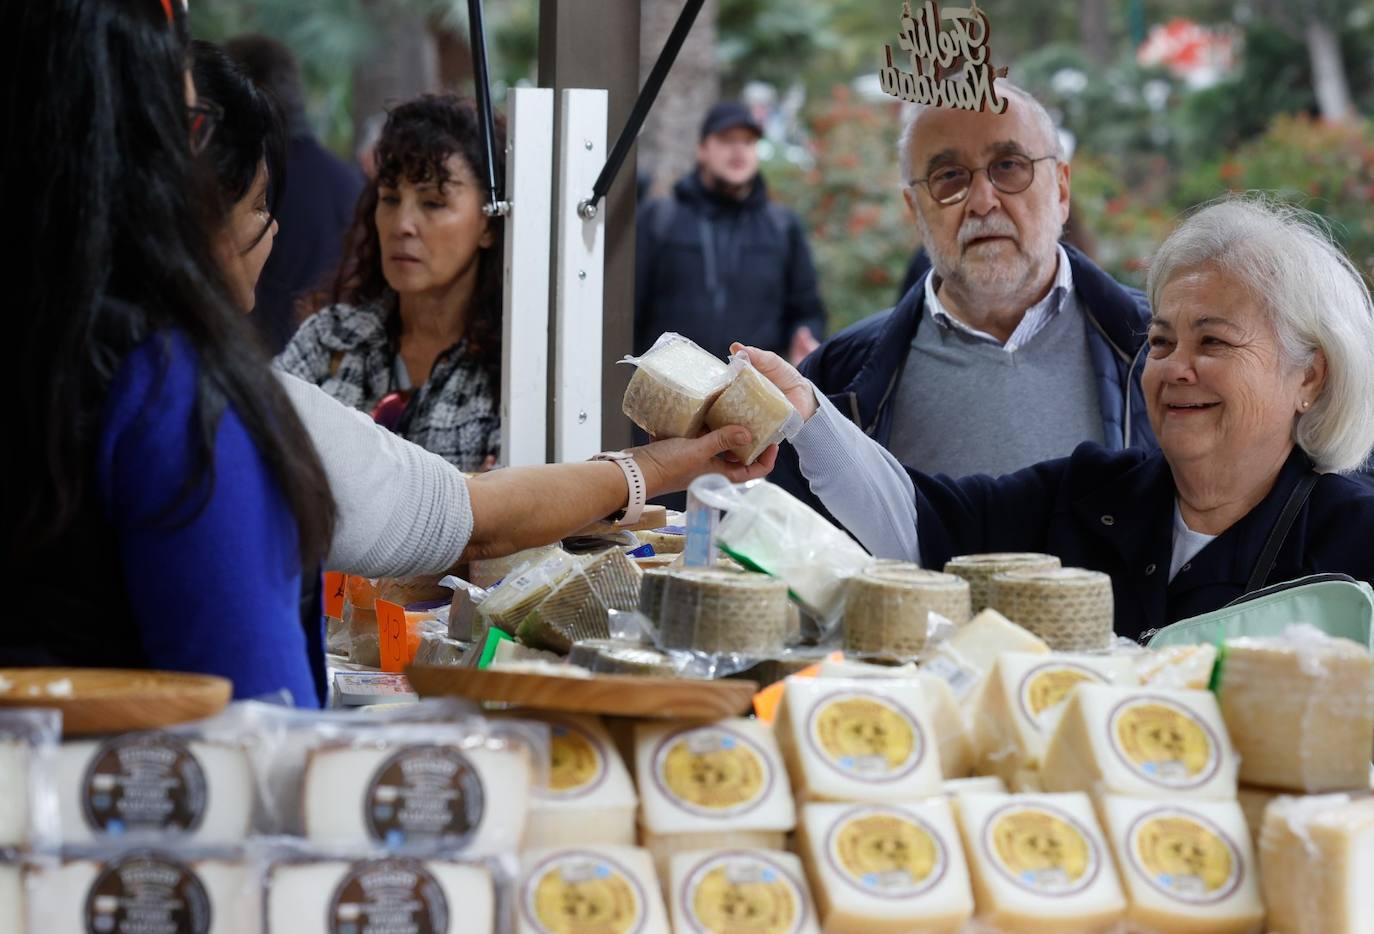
[1246,472,1319,593]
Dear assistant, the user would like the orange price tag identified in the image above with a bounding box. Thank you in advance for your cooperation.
[323,571,346,620]
[376,599,408,673]
[751,651,843,723]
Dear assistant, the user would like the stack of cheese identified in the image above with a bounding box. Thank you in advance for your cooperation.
[622,333,732,439]
[840,564,971,660]
[515,548,643,653]
[943,552,1060,613]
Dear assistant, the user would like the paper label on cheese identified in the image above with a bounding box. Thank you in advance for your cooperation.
[984,803,1101,896]
[82,734,208,835]
[922,655,980,700]
[653,726,772,818]
[1109,697,1220,790]
[807,692,924,783]
[84,851,212,934]
[684,853,806,934]
[523,851,645,934]
[1017,663,1107,730]
[1127,808,1243,904]
[545,720,606,799]
[827,807,948,898]
[329,858,449,933]
[365,745,485,849]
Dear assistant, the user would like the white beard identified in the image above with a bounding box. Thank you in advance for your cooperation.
[918,207,1062,301]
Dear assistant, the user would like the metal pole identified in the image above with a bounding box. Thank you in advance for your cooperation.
[467,0,508,216]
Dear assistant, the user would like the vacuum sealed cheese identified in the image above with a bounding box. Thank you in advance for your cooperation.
[1040,684,1238,800]
[518,712,637,850]
[515,549,642,653]
[670,848,819,934]
[1259,792,1374,934]
[704,355,801,465]
[0,862,22,934]
[842,565,971,659]
[621,333,732,439]
[920,608,1049,703]
[798,799,974,934]
[0,709,59,851]
[519,845,669,934]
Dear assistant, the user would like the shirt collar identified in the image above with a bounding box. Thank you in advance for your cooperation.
[924,243,1075,348]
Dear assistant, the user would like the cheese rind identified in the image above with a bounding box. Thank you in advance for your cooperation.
[988,568,1114,652]
[841,565,971,659]
[622,334,731,438]
[657,569,790,656]
[704,361,798,465]
[521,713,638,850]
[942,553,1061,614]
[670,848,819,934]
[519,845,669,934]
[1040,684,1238,799]
[1259,793,1374,934]
[265,857,493,933]
[1099,794,1264,933]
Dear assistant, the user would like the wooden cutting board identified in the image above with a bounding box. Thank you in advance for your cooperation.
[0,668,232,735]
[406,664,756,719]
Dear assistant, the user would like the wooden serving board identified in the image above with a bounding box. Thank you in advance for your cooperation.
[0,668,232,735]
[572,504,670,537]
[405,664,757,719]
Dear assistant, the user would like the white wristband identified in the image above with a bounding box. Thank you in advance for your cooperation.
[591,451,646,525]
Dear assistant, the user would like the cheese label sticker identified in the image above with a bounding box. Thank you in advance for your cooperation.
[329,857,449,934]
[1109,697,1220,789]
[1017,663,1106,729]
[522,851,645,934]
[827,807,948,898]
[84,851,212,934]
[685,853,806,934]
[81,734,208,835]
[1128,809,1243,904]
[653,726,772,817]
[545,720,606,799]
[922,654,980,699]
[807,693,923,782]
[985,804,1100,896]
[365,745,485,849]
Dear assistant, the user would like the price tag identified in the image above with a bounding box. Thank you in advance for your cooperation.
[376,599,407,673]
[323,571,346,620]
[751,651,843,723]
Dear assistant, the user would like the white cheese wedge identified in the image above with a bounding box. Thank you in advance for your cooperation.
[520,713,637,850]
[775,677,944,803]
[303,741,531,854]
[1217,627,1374,793]
[943,776,1007,796]
[1099,794,1264,933]
[1040,684,1238,800]
[920,609,1049,704]
[972,652,1139,782]
[265,857,493,933]
[27,854,250,934]
[1135,643,1218,690]
[56,737,255,845]
[518,845,669,934]
[670,848,819,934]
[1260,793,1374,934]
[797,799,974,934]
[955,791,1126,933]
[0,863,22,934]
[0,738,30,848]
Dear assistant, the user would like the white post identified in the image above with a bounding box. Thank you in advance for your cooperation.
[552,88,607,462]
[499,87,554,466]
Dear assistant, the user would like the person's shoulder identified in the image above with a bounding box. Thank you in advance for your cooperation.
[1311,470,1374,517]
[294,302,385,349]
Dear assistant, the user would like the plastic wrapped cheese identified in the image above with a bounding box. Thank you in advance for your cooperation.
[0,710,59,850]
[971,652,1139,783]
[1136,643,1218,690]
[469,543,565,589]
[56,735,256,845]
[1259,792,1374,934]
[920,608,1050,703]
[636,526,686,556]
[264,855,494,933]
[519,845,669,934]
[704,357,800,465]
[516,549,643,653]
[1216,625,1374,793]
[671,848,819,934]
[567,639,680,677]
[519,713,637,850]
[988,568,1115,652]
[955,791,1126,933]
[477,551,577,636]
[798,799,974,934]
[0,862,22,934]
[1099,794,1264,933]
[622,333,731,438]
[943,552,1060,613]
[841,564,971,659]
[657,568,790,655]
[1040,684,1238,799]
[775,677,944,802]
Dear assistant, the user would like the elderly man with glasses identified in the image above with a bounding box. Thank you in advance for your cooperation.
[771,83,1155,511]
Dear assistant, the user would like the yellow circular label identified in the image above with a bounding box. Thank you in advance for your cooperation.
[810,695,920,781]
[987,807,1097,895]
[527,857,644,934]
[1111,700,1217,788]
[656,728,769,816]
[830,812,944,896]
[547,722,604,797]
[1019,665,1102,728]
[687,856,800,934]
[1130,812,1241,904]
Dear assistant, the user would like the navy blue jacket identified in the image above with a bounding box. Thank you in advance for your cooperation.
[911,442,1374,642]
[771,244,1157,511]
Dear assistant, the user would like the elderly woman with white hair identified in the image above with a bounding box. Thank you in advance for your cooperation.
[740,196,1374,641]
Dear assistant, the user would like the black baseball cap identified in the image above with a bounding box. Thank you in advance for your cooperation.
[700,101,763,141]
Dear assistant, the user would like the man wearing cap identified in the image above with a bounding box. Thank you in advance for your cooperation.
[635,101,826,364]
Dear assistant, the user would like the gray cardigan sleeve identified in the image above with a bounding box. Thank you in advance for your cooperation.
[276,371,474,577]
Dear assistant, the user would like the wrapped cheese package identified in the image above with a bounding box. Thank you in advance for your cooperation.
[515,549,643,653]
[0,709,60,852]
[703,353,802,465]
[1259,792,1374,934]
[621,332,732,438]
[842,564,970,659]
[657,567,791,656]
[475,551,577,638]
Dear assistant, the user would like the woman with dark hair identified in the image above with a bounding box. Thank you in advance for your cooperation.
[279,95,506,470]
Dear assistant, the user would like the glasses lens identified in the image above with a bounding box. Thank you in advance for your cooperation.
[929,166,972,203]
[988,155,1035,194]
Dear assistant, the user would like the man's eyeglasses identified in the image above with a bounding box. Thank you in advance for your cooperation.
[908,154,1057,206]
[188,101,223,156]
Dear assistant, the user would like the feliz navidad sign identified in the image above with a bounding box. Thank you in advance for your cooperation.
[879,0,1010,113]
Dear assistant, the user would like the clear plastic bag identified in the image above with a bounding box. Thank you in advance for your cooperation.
[619,332,732,438]
[514,549,643,653]
[0,708,60,853]
[702,351,803,465]
[842,564,971,660]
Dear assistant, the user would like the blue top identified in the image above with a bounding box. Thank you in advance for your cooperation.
[96,334,325,707]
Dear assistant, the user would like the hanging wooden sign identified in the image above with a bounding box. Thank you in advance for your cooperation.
[879,0,1010,113]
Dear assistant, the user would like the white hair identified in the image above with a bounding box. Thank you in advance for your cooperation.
[896,82,1065,184]
[1147,195,1374,473]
